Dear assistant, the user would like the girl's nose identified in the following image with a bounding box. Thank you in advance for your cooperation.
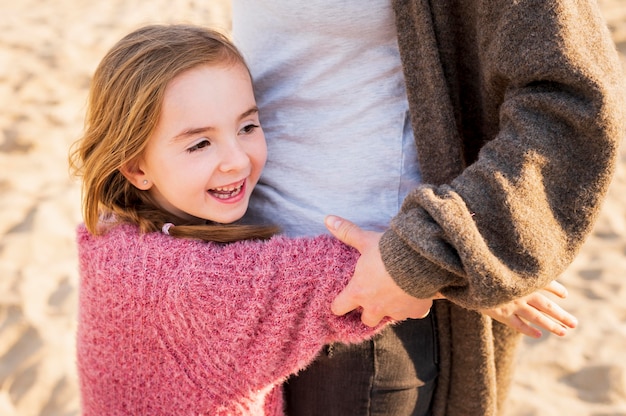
[218,139,250,172]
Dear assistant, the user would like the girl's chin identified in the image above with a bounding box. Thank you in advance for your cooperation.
[169,202,249,225]
[205,209,247,225]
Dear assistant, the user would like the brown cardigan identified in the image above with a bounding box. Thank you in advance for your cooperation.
[384,1,626,415]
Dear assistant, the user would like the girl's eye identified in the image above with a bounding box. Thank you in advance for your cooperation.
[187,139,211,153]
[240,123,260,135]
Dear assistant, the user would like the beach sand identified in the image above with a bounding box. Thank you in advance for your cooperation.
[0,1,624,415]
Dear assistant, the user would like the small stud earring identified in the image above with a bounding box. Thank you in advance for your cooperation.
[143,180,148,185]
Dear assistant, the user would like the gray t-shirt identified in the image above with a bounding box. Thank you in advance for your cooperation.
[233,0,421,236]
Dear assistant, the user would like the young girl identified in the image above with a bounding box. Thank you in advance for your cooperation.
[70,24,576,415]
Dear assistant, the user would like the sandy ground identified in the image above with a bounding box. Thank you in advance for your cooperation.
[0,1,624,415]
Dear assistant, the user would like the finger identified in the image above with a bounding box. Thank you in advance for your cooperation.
[507,315,542,338]
[528,297,578,328]
[325,215,366,252]
[542,280,568,298]
[359,308,386,327]
[331,285,362,316]
[407,308,431,320]
[524,312,567,336]
[404,299,433,319]
[514,304,569,336]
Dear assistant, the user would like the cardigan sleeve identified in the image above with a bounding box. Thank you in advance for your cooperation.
[76,224,379,414]
[384,0,626,309]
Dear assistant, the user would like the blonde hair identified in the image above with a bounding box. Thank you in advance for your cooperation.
[69,24,278,242]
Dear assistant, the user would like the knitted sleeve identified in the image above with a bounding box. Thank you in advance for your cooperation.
[76,224,379,414]
[385,0,626,309]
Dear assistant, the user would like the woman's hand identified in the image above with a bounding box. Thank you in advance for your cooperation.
[479,281,578,338]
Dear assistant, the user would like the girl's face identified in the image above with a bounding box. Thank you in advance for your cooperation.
[135,63,267,224]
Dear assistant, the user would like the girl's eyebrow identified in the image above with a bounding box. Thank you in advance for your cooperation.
[240,106,259,120]
[171,106,259,141]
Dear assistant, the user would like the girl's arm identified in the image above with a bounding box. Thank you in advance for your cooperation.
[77,224,378,414]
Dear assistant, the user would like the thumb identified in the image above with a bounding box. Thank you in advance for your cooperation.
[325,215,366,252]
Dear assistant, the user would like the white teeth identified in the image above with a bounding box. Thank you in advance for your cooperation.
[213,183,243,192]
[213,187,242,199]
[210,182,244,199]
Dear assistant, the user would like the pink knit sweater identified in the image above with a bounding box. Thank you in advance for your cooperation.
[76,223,379,415]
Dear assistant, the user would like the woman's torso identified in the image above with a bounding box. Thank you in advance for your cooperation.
[233,0,421,236]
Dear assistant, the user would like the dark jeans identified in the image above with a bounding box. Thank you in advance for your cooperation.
[284,312,439,416]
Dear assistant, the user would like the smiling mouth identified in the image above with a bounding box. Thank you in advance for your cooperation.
[208,181,244,200]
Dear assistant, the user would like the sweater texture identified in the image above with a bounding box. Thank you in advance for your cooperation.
[76,224,379,415]
[385,1,626,415]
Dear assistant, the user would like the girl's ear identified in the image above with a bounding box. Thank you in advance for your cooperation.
[120,160,152,191]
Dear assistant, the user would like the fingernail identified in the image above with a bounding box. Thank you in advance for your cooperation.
[326,215,341,230]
